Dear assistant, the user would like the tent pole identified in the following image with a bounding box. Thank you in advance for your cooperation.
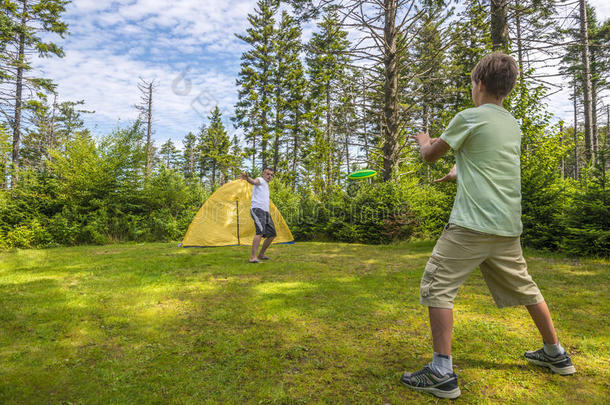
[236,200,240,246]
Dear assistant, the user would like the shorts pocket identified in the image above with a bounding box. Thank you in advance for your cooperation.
[420,261,438,298]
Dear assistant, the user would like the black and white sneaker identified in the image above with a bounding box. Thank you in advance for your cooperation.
[400,366,461,399]
[524,348,577,375]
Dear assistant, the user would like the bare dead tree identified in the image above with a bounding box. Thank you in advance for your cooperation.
[135,77,157,178]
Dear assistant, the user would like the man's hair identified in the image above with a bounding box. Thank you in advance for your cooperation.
[471,52,519,99]
[263,167,274,173]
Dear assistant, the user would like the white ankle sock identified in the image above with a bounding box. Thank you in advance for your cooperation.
[543,341,565,356]
[429,352,453,376]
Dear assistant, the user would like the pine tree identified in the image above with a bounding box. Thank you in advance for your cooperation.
[182,131,197,181]
[447,0,490,110]
[273,10,307,188]
[202,106,231,186]
[234,0,278,171]
[306,9,350,191]
[0,0,69,171]
[159,139,179,170]
[19,97,90,170]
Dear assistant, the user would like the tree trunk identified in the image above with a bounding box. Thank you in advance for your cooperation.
[48,94,57,160]
[592,80,598,160]
[514,0,523,74]
[325,82,332,187]
[559,122,564,179]
[361,75,370,164]
[11,0,28,174]
[292,110,299,192]
[211,161,216,186]
[573,83,579,179]
[579,0,594,164]
[514,0,525,102]
[273,87,281,172]
[491,0,509,51]
[381,0,399,182]
[145,82,153,178]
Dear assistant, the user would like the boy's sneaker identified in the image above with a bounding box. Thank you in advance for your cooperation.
[524,348,576,375]
[400,366,461,399]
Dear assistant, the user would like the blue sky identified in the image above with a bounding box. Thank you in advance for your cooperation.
[34,0,610,149]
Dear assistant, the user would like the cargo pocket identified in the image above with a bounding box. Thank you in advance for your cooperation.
[420,261,438,298]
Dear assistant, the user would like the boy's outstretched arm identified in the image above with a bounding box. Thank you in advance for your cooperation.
[239,172,261,185]
[413,131,450,163]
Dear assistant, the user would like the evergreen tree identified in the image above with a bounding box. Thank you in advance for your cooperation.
[273,10,307,187]
[0,0,69,170]
[182,131,197,181]
[196,123,208,181]
[234,0,278,170]
[20,97,90,170]
[306,9,350,192]
[447,0,490,110]
[159,139,179,170]
[229,134,243,180]
[201,106,231,186]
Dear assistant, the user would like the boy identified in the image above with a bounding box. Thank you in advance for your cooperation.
[240,168,277,263]
[401,52,576,400]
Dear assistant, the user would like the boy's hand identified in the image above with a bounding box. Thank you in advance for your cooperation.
[239,172,249,181]
[413,131,430,146]
[413,131,450,163]
[434,164,457,183]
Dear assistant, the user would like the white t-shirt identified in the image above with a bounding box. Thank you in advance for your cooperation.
[251,177,270,212]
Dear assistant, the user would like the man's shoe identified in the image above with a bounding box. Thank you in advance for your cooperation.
[524,348,576,375]
[400,366,461,399]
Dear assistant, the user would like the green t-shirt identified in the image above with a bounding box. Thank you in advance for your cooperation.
[440,103,522,237]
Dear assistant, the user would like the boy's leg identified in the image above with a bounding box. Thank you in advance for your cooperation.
[479,237,576,375]
[524,300,576,375]
[429,307,453,356]
[401,224,487,399]
[526,300,558,344]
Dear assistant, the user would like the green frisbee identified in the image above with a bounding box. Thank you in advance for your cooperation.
[348,169,377,180]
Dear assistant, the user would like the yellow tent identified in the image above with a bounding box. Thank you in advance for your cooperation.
[181,179,294,247]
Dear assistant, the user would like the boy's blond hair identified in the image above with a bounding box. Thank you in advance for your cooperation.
[471,52,519,99]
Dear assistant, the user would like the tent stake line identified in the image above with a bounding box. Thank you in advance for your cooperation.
[236,200,240,246]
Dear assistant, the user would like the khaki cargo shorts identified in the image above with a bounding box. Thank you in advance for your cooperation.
[420,223,544,309]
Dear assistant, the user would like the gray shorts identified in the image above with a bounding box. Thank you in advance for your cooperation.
[250,208,277,238]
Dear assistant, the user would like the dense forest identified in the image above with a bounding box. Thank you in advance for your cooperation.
[0,0,608,256]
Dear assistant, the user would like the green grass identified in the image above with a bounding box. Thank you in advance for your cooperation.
[0,241,608,404]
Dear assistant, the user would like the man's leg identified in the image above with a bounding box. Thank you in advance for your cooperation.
[526,300,558,344]
[429,307,453,355]
[250,235,263,262]
[258,236,274,259]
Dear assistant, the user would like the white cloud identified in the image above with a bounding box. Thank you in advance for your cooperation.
[31,0,257,145]
[30,0,610,148]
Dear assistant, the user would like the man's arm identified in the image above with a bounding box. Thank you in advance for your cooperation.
[239,172,261,185]
[413,132,451,163]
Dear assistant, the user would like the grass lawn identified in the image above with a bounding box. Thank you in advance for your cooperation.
[0,241,608,404]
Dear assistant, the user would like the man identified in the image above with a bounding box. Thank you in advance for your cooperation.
[239,168,277,263]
